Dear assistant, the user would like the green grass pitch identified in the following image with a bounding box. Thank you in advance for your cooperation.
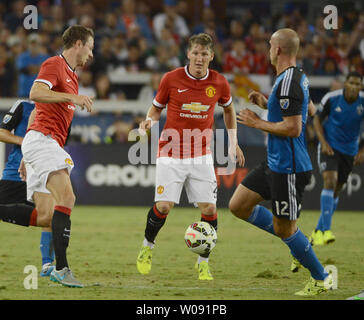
[0,206,363,300]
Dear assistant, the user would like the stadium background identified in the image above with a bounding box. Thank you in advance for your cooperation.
[0,0,363,210]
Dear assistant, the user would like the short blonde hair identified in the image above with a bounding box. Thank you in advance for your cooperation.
[187,33,214,52]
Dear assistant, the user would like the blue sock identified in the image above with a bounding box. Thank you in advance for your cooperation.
[316,196,339,231]
[40,231,54,265]
[316,189,334,231]
[283,229,328,280]
[247,205,275,235]
[333,197,339,212]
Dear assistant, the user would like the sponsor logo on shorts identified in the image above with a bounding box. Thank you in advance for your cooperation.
[65,158,74,166]
[157,185,164,194]
[205,86,216,98]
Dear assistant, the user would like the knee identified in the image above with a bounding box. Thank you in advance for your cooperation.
[323,177,337,190]
[156,202,172,215]
[61,191,76,209]
[35,207,53,227]
[228,199,250,220]
[273,222,296,239]
[200,203,216,216]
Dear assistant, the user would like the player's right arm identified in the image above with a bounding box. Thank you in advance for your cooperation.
[29,82,93,112]
[139,105,163,131]
[140,72,169,131]
[313,97,334,156]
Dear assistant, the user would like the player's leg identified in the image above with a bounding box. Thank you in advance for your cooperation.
[137,200,174,275]
[313,149,338,244]
[194,202,216,280]
[185,155,218,280]
[271,171,332,296]
[46,169,82,287]
[0,180,39,227]
[229,161,275,235]
[137,159,185,275]
[33,192,56,277]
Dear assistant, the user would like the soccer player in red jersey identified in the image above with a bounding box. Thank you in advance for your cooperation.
[136,33,245,280]
[11,25,93,288]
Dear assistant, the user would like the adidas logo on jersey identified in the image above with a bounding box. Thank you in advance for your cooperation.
[335,106,342,113]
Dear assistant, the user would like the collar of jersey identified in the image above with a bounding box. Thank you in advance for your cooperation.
[60,54,75,72]
[277,65,295,77]
[184,65,209,80]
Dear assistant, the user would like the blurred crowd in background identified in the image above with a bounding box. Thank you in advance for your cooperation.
[0,0,363,146]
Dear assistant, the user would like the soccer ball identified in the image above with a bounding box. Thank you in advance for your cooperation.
[184,221,217,255]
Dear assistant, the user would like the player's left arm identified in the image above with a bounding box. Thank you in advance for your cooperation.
[222,102,245,167]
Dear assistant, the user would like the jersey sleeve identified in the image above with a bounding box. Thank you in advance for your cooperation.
[0,100,24,131]
[276,69,303,117]
[152,72,170,109]
[218,76,232,107]
[34,58,60,89]
[317,93,331,121]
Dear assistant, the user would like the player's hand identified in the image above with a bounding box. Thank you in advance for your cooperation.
[236,146,245,167]
[72,95,94,112]
[321,142,334,156]
[18,159,26,182]
[248,91,267,109]
[354,150,364,165]
[138,118,154,136]
[237,109,261,128]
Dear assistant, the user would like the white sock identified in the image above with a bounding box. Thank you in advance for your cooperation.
[143,238,154,249]
[197,256,208,264]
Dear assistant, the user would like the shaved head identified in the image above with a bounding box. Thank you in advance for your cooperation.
[271,28,300,56]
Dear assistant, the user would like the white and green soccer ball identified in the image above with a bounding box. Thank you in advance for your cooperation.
[184,221,217,255]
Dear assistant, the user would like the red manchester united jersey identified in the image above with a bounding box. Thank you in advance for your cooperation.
[153,66,232,159]
[29,55,78,147]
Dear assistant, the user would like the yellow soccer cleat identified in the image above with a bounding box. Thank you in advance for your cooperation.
[294,274,333,296]
[290,256,302,273]
[323,230,336,245]
[195,261,213,281]
[309,230,324,246]
[136,246,152,275]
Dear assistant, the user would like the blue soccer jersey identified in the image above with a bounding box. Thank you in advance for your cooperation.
[318,89,364,156]
[1,100,35,181]
[267,66,312,174]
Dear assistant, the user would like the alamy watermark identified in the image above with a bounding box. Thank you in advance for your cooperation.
[323,5,338,30]
[128,124,239,175]
[23,265,38,289]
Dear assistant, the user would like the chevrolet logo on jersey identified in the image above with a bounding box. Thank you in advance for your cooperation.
[181,102,210,113]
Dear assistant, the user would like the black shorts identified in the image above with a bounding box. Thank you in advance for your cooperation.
[242,161,312,220]
[0,180,33,206]
[318,146,354,185]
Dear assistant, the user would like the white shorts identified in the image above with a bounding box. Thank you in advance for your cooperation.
[154,154,217,205]
[21,130,74,202]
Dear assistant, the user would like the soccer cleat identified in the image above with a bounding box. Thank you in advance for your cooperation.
[290,256,302,273]
[136,246,153,275]
[50,267,83,288]
[346,290,364,300]
[323,230,336,245]
[40,262,55,277]
[309,230,324,246]
[195,261,213,281]
[294,273,333,296]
